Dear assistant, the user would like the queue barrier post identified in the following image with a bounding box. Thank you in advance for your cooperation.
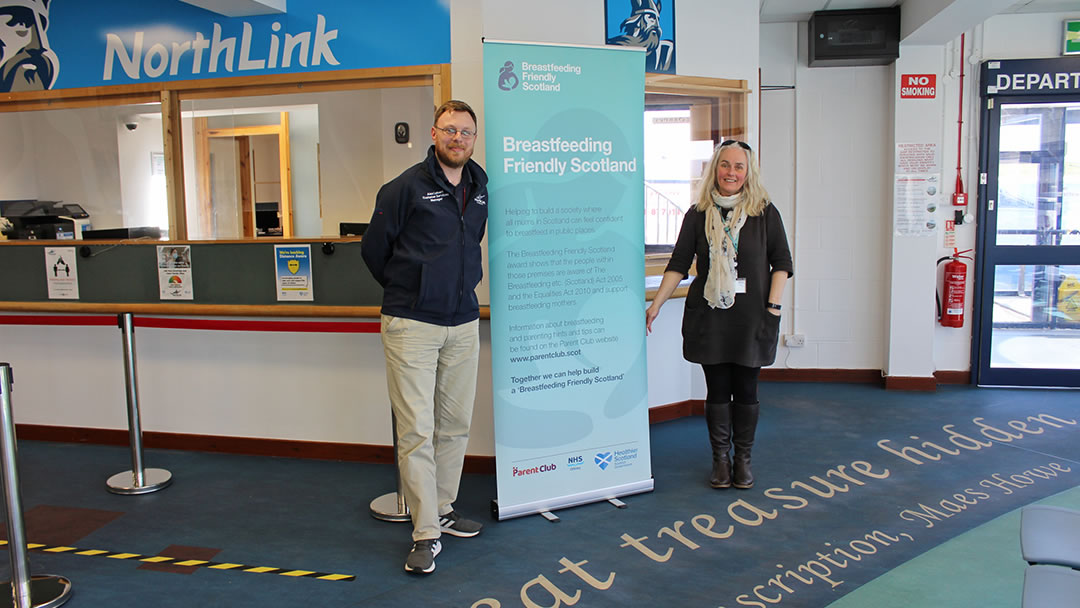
[369,411,410,522]
[0,363,73,608]
[105,314,172,495]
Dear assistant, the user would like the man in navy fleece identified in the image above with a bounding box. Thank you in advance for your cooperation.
[361,100,488,575]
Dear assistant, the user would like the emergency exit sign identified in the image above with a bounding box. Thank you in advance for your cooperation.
[901,74,937,98]
[1066,20,1080,55]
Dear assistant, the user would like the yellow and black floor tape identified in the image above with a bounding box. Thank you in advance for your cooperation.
[1,540,355,582]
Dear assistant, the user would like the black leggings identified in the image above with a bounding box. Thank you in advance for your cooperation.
[702,363,761,405]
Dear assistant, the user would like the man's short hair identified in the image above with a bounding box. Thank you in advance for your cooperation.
[434,100,476,126]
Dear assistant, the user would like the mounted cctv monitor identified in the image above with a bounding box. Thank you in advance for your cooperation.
[809,7,900,67]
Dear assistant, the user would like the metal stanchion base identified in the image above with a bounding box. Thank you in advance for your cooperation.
[369,492,410,522]
[1,575,72,608]
[105,468,172,495]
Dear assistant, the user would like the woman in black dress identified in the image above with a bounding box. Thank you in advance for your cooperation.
[646,140,793,489]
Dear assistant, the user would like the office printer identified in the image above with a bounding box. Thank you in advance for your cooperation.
[0,200,91,240]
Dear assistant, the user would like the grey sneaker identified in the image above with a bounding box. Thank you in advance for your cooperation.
[404,539,441,574]
[439,510,483,538]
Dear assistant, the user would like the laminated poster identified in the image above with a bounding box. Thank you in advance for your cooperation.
[44,246,79,299]
[274,244,313,301]
[157,245,193,300]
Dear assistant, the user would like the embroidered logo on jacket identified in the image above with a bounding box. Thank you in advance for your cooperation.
[474,193,487,206]
[422,191,450,203]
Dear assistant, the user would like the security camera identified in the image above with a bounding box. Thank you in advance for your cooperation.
[125,122,138,131]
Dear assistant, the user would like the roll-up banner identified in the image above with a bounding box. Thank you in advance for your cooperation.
[483,40,653,520]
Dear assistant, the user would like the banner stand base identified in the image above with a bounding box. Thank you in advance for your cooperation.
[492,479,653,521]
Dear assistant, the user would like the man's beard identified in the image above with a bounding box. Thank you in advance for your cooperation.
[435,143,470,169]
[0,49,56,92]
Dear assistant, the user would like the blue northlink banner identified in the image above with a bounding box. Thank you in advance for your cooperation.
[4,0,449,93]
[483,40,652,519]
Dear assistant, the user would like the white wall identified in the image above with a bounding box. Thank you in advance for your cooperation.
[888,44,945,378]
[117,115,168,231]
[758,22,893,371]
[380,88,433,186]
[981,12,1080,59]
[0,113,40,200]
[311,88,431,237]
[0,320,497,457]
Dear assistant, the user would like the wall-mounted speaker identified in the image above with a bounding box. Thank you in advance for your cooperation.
[808,7,900,68]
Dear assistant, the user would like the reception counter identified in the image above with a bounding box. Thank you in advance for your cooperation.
[0,239,697,470]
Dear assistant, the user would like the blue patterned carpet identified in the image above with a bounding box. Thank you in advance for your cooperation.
[4,383,1078,607]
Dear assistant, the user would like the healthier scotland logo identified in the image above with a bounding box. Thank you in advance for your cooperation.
[595,452,612,470]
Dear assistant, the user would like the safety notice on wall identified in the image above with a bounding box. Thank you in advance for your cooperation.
[274,244,313,301]
[895,142,940,174]
[894,174,940,237]
[44,247,79,299]
[900,74,937,98]
[157,245,193,300]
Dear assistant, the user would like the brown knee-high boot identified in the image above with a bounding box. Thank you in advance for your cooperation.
[731,402,759,489]
[704,402,732,489]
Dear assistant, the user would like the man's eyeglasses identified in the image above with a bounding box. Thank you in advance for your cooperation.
[435,126,477,139]
[719,140,752,152]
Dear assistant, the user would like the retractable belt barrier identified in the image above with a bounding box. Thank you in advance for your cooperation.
[1,363,73,608]
[104,314,172,495]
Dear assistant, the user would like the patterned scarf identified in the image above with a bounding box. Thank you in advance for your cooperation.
[703,190,746,309]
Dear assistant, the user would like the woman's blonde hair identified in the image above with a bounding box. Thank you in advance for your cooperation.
[693,141,770,216]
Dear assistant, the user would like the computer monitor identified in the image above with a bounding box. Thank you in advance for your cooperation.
[339,222,369,237]
[255,202,281,236]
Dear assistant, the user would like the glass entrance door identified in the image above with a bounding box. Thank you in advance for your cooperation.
[976,98,1080,386]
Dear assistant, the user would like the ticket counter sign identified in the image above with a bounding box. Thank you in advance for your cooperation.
[274,244,312,301]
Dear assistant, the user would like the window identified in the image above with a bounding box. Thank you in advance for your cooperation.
[643,75,748,252]
[0,65,451,241]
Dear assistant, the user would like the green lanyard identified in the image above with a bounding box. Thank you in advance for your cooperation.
[723,224,738,252]
[714,202,739,252]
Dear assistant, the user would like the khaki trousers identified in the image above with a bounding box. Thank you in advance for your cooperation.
[380,315,479,541]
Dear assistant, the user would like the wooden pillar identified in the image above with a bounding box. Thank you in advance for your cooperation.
[161,90,188,240]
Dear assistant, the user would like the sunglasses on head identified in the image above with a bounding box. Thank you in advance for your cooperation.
[719,140,752,152]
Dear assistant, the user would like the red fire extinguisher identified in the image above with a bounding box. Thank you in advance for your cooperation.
[938,248,973,328]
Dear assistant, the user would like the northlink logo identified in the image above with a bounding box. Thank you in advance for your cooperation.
[498,60,518,91]
[595,452,612,470]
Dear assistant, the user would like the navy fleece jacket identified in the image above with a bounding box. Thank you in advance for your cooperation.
[361,145,488,326]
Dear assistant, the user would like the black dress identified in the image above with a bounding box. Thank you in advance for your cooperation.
[665,203,794,368]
